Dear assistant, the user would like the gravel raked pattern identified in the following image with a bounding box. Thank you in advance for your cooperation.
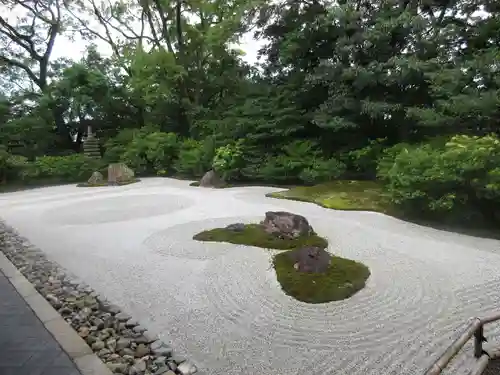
[1,177,500,375]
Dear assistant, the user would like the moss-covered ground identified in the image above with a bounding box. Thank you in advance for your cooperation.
[274,251,370,303]
[193,224,328,250]
[194,222,370,303]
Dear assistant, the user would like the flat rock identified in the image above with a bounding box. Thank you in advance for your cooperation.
[177,361,198,375]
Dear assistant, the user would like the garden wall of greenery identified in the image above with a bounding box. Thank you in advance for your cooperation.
[0,0,499,232]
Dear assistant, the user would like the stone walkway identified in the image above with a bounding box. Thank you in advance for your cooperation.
[0,269,81,375]
[1,178,500,375]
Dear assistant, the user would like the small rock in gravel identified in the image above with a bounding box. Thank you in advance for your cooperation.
[153,345,173,357]
[133,325,146,334]
[153,357,167,366]
[167,361,177,371]
[107,362,128,373]
[125,320,139,328]
[86,335,98,345]
[177,361,198,375]
[123,355,135,364]
[107,338,117,352]
[154,366,172,375]
[98,330,111,341]
[92,317,105,329]
[120,348,135,357]
[116,338,131,350]
[133,335,151,344]
[80,307,93,318]
[59,306,72,315]
[92,340,105,351]
[116,312,131,322]
[129,359,147,374]
[78,326,90,338]
[103,303,121,315]
[150,341,164,351]
[135,343,150,357]
[46,294,61,308]
[172,356,186,365]
[108,354,121,361]
[98,348,112,357]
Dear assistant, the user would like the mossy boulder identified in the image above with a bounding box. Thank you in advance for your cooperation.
[274,250,370,303]
[108,163,135,185]
[193,223,328,250]
[87,171,104,185]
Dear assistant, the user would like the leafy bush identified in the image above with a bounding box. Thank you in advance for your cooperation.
[173,138,215,177]
[0,147,29,184]
[381,134,500,225]
[21,154,103,183]
[103,128,137,164]
[376,142,414,183]
[258,141,345,184]
[212,141,244,180]
[121,131,179,175]
[299,158,346,185]
[346,138,387,178]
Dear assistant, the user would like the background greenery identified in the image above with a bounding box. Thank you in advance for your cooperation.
[1,0,499,230]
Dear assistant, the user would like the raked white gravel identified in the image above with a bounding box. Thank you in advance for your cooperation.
[1,177,500,375]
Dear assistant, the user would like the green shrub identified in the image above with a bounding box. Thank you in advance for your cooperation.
[299,158,346,185]
[212,141,244,180]
[103,128,137,164]
[0,147,30,184]
[376,142,414,183]
[121,131,179,175]
[258,141,345,184]
[173,138,214,177]
[381,134,500,225]
[21,154,103,183]
[346,138,387,178]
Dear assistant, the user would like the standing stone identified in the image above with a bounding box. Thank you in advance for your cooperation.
[88,171,105,185]
[261,211,314,239]
[108,163,135,185]
[199,170,225,188]
[288,246,331,273]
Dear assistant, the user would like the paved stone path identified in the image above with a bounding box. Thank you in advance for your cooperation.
[0,269,81,375]
[1,177,500,375]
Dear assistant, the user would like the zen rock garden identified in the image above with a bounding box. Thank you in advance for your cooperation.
[194,210,370,303]
[80,162,139,187]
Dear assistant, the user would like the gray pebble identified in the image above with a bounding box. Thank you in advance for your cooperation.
[107,362,128,373]
[116,312,131,322]
[167,361,177,371]
[116,338,131,350]
[91,340,105,351]
[177,361,198,375]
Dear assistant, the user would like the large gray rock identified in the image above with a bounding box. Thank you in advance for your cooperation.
[88,171,104,185]
[288,246,331,273]
[199,170,224,188]
[108,163,134,185]
[262,211,314,239]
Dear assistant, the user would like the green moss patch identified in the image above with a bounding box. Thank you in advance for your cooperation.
[193,224,328,250]
[76,179,140,187]
[267,180,391,213]
[273,251,370,303]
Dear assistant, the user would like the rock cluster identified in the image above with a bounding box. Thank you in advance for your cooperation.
[262,211,314,239]
[0,222,197,375]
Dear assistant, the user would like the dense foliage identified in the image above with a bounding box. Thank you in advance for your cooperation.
[0,0,499,227]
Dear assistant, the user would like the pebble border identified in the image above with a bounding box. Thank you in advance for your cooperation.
[0,221,198,375]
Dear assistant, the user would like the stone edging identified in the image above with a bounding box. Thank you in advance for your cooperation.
[0,251,113,375]
[0,223,198,375]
